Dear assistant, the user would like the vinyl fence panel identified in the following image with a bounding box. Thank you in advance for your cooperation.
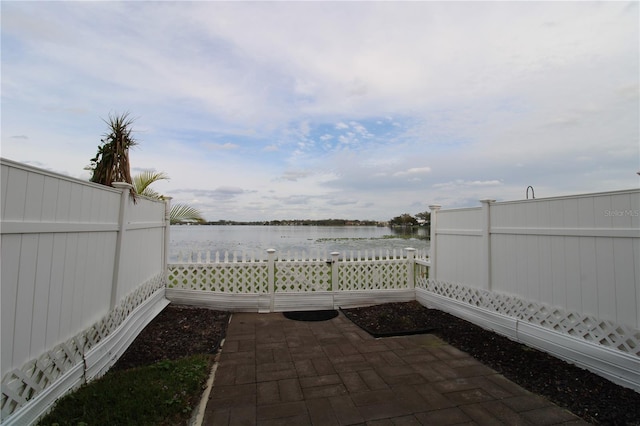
[1,161,120,376]
[1,159,168,424]
[421,189,640,391]
[489,190,640,327]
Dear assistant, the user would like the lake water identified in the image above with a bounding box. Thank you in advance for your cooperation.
[169,225,429,261]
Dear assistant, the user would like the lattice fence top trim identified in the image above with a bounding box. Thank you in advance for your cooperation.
[167,249,418,293]
[415,275,640,358]
[173,247,427,263]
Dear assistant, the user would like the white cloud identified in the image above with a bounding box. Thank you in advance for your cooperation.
[279,170,312,182]
[394,167,432,177]
[203,142,239,151]
[1,1,637,221]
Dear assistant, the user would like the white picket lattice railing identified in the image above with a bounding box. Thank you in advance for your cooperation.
[338,258,410,291]
[275,259,331,292]
[168,248,426,295]
[173,247,428,263]
[168,263,269,293]
[167,250,639,361]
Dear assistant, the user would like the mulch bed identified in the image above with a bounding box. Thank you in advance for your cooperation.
[116,302,640,425]
[112,305,230,371]
[340,304,436,337]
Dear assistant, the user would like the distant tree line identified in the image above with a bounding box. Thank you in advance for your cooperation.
[388,211,430,227]
[177,212,432,227]
[186,219,383,226]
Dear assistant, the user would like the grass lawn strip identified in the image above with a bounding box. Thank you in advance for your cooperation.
[37,354,213,426]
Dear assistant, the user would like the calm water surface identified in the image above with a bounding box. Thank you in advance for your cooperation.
[170,225,429,261]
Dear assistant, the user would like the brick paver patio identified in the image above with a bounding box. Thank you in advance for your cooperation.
[202,312,588,425]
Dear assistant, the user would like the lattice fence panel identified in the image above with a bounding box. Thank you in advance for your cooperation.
[339,259,409,291]
[274,261,330,292]
[414,263,430,290]
[1,336,84,419]
[84,274,165,349]
[425,279,640,356]
[167,264,268,293]
[1,273,165,419]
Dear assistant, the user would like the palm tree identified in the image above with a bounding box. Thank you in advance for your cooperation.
[89,112,137,187]
[132,171,206,224]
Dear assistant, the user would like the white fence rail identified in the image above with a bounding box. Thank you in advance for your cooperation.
[166,248,427,312]
[3,154,639,426]
[0,158,169,424]
[166,188,640,391]
[420,189,640,391]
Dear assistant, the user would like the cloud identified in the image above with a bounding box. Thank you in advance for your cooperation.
[338,133,357,145]
[279,170,312,182]
[271,194,311,205]
[171,187,245,201]
[327,198,358,206]
[203,142,239,151]
[131,166,158,174]
[393,167,432,177]
[1,1,637,221]
[349,121,372,138]
[433,180,503,189]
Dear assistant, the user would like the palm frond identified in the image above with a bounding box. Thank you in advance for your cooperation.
[133,170,170,198]
[139,187,165,199]
[130,171,206,223]
[170,204,206,224]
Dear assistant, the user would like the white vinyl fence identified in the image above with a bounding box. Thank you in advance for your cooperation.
[0,158,169,425]
[417,189,640,391]
[3,153,638,426]
[166,189,640,391]
[166,248,428,312]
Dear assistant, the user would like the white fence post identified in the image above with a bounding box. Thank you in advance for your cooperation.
[267,249,276,312]
[330,252,340,291]
[480,199,495,290]
[405,248,416,288]
[110,182,133,309]
[428,205,441,281]
[163,197,172,281]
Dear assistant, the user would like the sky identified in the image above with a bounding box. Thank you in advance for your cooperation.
[1,1,639,222]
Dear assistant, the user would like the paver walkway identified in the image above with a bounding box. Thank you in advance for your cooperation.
[202,312,588,425]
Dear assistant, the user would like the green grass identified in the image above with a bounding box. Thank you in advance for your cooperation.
[38,354,212,426]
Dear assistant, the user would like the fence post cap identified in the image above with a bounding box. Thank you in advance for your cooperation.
[405,247,416,252]
[112,182,133,190]
[266,248,276,253]
[428,204,441,211]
